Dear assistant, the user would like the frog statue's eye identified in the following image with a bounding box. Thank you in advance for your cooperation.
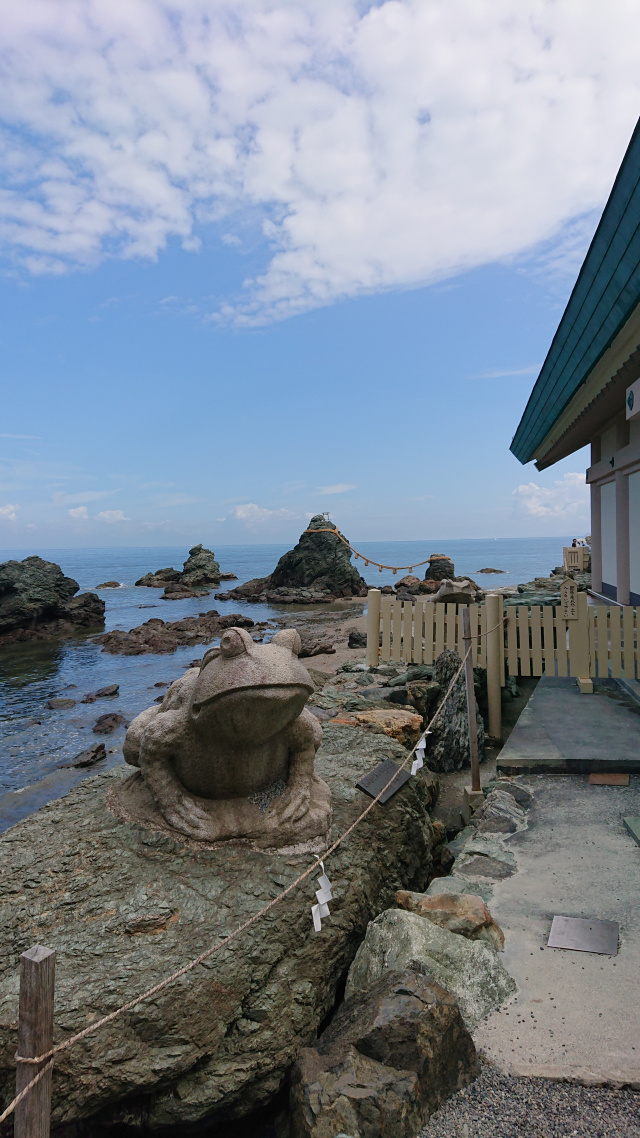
[220,628,249,659]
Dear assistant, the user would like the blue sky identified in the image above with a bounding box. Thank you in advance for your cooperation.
[2,1,640,547]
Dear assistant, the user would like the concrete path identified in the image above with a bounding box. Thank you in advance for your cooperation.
[497,675,640,774]
[474,688,640,1085]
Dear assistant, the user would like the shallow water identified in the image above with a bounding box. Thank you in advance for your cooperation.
[0,537,571,830]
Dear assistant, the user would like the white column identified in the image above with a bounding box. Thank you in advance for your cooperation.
[616,471,630,605]
[590,481,602,593]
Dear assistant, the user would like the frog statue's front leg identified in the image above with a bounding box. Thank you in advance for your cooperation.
[137,710,266,842]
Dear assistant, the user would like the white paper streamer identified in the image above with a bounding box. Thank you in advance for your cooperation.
[311,862,333,931]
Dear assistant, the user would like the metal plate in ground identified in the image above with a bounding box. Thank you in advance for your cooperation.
[589,772,629,785]
[547,915,619,956]
[356,759,411,804]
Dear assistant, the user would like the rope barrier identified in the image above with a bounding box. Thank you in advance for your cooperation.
[302,525,434,574]
[1,619,505,1125]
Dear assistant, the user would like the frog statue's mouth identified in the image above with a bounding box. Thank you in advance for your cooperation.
[191,683,310,744]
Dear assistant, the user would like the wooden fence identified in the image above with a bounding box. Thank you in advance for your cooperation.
[366,589,639,739]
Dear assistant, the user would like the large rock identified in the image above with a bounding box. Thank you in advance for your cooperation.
[135,546,222,594]
[0,725,438,1133]
[395,890,505,951]
[268,516,367,599]
[0,556,105,640]
[290,969,477,1138]
[180,544,221,587]
[424,650,485,772]
[424,555,455,582]
[344,909,515,1030]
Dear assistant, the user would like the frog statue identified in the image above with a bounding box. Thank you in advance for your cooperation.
[121,627,331,846]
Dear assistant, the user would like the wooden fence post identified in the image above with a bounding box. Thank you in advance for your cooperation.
[461,608,482,799]
[485,593,503,741]
[366,589,381,668]
[15,945,55,1138]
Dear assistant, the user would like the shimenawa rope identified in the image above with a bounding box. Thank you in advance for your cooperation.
[302,524,434,574]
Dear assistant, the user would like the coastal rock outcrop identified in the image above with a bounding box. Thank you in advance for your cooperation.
[424,649,485,772]
[0,726,438,1133]
[94,611,257,655]
[135,546,230,597]
[215,517,367,605]
[0,556,105,642]
[290,970,477,1138]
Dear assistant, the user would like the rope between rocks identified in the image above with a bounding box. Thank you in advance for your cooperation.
[302,526,433,573]
[2,624,505,1124]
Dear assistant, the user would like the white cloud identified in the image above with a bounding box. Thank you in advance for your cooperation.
[318,483,357,495]
[96,509,131,523]
[52,489,115,505]
[0,433,40,439]
[0,503,19,521]
[514,472,589,519]
[228,503,299,525]
[1,2,640,321]
[469,367,540,381]
[68,505,88,519]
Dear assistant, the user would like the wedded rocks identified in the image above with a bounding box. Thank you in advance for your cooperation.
[0,556,105,641]
[345,908,516,1029]
[395,890,505,951]
[290,969,477,1138]
[424,555,455,582]
[269,516,367,599]
[0,725,438,1133]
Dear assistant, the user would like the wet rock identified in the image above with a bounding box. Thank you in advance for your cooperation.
[135,567,182,587]
[136,547,224,596]
[0,556,105,641]
[67,742,107,768]
[424,650,485,773]
[47,697,77,710]
[476,568,505,574]
[81,684,120,704]
[0,724,437,1132]
[93,713,128,735]
[394,574,422,594]
[424,555,455,582]
[160,581,210,600]
[395,890,505,951]
[290,970,477,1138]
[96,580,121,588]
[345,909,516,1030]
[95,612,254,656]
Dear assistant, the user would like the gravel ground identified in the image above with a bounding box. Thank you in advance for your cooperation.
[420,1064,640,1137]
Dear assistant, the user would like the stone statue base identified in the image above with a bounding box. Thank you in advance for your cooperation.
[108,769,332,851]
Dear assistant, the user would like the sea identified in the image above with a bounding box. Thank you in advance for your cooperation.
[0,537,571,832]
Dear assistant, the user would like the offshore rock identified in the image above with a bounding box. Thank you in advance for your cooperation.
[0,725,437,1134]
[0,556,105,641]
[290,970,477,1138]
[136,546,222,594]
[344,909,515,1030]
[268,516,367,599]
[424,555,455,582]
[424,650,485,773]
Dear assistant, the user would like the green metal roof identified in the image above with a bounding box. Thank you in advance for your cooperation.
[511,116,640,464]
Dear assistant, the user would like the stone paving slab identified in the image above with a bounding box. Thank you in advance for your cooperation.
[497,676,640,774]
[473,773,640,1086]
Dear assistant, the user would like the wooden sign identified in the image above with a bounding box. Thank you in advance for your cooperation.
[560,578,579,620]
[356,759,411,804]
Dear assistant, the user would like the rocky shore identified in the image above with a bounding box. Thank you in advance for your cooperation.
[0,556,104,643]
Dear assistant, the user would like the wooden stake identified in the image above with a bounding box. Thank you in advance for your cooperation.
[461,607,481,793]
[15,945,55,1138]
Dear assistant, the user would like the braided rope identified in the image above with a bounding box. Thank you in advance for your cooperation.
[302,526,433,574]
[1,619,505,1124]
